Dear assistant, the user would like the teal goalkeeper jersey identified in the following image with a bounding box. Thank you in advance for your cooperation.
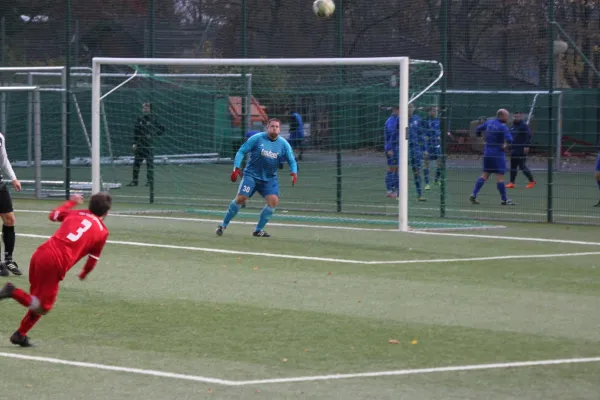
[234,132,298,180]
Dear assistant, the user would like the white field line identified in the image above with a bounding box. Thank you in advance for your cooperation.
[16,233,600,265]
[0,352,598,386]
[414,231,600,247]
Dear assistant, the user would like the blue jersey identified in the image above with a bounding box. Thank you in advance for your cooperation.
[476,119,513,155]
[384,114,399,153]
[424,118,441,151]
[234,132,298,180]
[289,112,304,139]
[408,114,425,153]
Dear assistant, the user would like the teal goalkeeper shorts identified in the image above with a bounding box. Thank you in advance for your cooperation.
[237,175,279,198]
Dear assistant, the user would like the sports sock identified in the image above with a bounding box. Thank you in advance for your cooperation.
[414,174,422,197]
[393,172,399,192]
[12,288,32,307]
[435,167,441,182]
[18,310,41,336]
[424,167,430,185]
[472,177,486,197]
[222,200,242,228]
[255,206,274,232]
[3,225,15,260]
[385,171,393,192]
[497,182,507,201]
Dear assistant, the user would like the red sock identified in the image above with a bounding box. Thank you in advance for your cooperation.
[11,288,32,307]
[18,310,42,336]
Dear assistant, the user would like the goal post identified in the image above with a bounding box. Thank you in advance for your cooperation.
[92,56,411,230]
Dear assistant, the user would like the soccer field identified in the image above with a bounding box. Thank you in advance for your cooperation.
[1,199,600,399]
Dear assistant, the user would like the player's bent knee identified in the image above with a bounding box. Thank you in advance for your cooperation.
[266,196,279,208]
[0,212,15,226]
[235,195,248,205]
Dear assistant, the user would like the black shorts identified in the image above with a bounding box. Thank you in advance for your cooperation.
[0,183,14,214]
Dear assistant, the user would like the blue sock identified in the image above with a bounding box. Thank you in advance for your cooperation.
[385,171,394,192]
[424,168,430,185]
[256,206,275,232]
[222,200,242,227]
[436,168,441,182]
[414,174,422,197]
[472,177,486,197]
[394,172,399,192]
[597,180,600,191]
[497,182,507,201]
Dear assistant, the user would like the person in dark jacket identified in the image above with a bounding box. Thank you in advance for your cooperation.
[127,102,165,187]
[506,112,535,189]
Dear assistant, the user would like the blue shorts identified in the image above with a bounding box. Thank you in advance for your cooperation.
[237,175,279,198]
[483,154,507,175]
[596,154,600,172]
[410,150,422,171]
[386,151,398,167]
[288,137,304,150]
[426,147,441,161]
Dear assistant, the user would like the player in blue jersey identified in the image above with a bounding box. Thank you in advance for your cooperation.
[408,104,426,201]
[595,136,600,207]
[384,106,400,198]
[423,106,442,190]
[217,119,298,237]
[286,108,305,162]
[469,109,515,205]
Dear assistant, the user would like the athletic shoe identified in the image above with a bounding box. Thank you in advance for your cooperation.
[501,199,516,205]
[252,230,271,237]
[505,183,515,189]
[10,331,34,347]
[3,260,22,276]
[0,282,15,300]
[216,225,225,236]
[525,181,536,189]
[424,184,431,191]
[469,195,480,205]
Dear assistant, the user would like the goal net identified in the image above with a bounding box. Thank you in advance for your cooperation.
[92,57,488,231]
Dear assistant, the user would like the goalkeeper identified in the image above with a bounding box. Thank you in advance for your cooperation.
[216,119,297,237]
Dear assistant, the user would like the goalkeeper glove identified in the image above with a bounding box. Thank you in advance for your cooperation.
[231,168,242,183]
[290,173,297,186]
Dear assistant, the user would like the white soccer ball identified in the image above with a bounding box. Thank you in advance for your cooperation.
[313,0,335,18]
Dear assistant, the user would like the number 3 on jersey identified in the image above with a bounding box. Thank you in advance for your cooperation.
[67,219,93,242]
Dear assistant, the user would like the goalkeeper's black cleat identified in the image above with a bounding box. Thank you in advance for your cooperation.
[3,260,22,276]
[252,230,271,238]
[126,181,138,187]
[594,200,600,207]
[469,195,480,205]
[10,331,34,347]
[0,282,15,299]
[216,225,225,236]
[0,263,8,277]
[501,199,516,206]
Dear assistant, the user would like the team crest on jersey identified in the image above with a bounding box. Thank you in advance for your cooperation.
[261,148,278,159]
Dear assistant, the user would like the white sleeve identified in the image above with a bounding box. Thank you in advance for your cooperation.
[0,134,17,181]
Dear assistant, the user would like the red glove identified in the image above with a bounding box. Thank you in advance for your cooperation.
[290,173,297,186]
[231,168,242,183]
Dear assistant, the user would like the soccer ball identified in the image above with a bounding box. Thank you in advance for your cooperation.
[313,0,335,18]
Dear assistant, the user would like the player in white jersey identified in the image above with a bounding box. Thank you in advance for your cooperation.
[0,133,22,277]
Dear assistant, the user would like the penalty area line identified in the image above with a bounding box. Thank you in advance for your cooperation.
[0,352,598,386]
[16,233,600,265]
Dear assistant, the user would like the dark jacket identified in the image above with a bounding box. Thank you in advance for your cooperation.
[133,115,165,149]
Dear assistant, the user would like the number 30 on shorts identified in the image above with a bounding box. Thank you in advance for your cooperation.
[241,185,251,194]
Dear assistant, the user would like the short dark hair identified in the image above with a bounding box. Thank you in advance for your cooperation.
[267,118,281,126]
[88,192,112,217]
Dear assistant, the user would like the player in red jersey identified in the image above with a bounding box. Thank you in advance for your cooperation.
[0,192,111,347]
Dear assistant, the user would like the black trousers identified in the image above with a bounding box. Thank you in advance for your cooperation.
[509,155,533,183]
[132,148,154,184]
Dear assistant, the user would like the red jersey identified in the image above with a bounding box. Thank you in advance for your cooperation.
[40,200,109,279]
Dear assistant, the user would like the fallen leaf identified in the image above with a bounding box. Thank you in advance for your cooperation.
[208,388,213,393]
[304,348,309,352]
[411,339,418,345]
[252,266,259,271]
[388,339,400,344]
[327,272,332,276]
[281,358,288,362]
[255,389,261,393]
[25,384,32,388]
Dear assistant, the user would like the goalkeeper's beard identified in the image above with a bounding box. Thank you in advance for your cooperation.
[268,133,278,140]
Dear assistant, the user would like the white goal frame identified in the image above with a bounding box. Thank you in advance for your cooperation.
[92,57,410,231]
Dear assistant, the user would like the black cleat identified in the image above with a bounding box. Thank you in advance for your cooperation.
[501,199,516,206]
[469,195,480,205]
[3,260,22,276]
[0,263,7,277]
[216,225,225,236]
[10,331,34,347]
[594,200,600,207]
[252,230,271,238]
[126,181,138,187]
[0,282,15,299]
